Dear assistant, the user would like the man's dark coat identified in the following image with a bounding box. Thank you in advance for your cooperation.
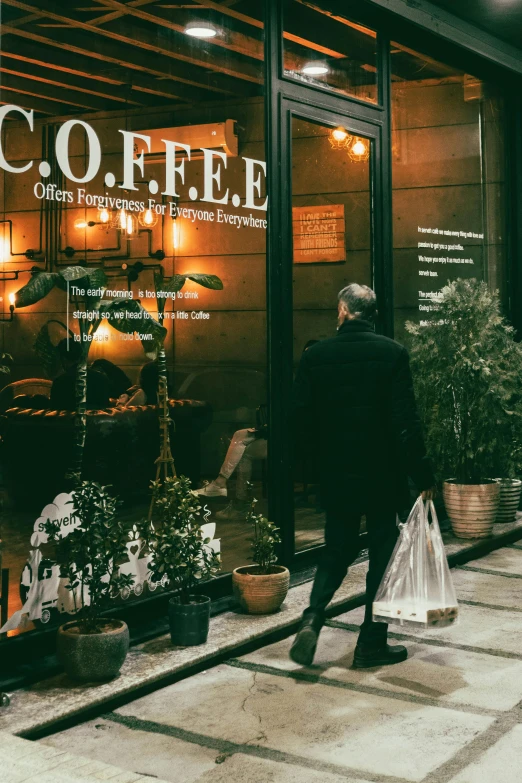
[293,319,434,513]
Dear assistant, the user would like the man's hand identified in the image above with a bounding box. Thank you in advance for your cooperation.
[421,487,437,501]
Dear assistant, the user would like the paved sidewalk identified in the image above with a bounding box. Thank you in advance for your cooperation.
[40,544,522,783]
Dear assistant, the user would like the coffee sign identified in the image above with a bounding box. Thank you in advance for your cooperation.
[0,104,267,217]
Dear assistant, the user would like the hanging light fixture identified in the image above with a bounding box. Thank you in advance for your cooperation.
[347,136,370,162]
[139,206,158,228]
[329,127,353,150]
[125,212,138,238]
[172,219,181,250]
[97,207,111,226]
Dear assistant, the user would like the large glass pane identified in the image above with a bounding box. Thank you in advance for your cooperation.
[391,44,506,341]
[283,1,378,103]
[0,2,266,639]
[291,117,372,552]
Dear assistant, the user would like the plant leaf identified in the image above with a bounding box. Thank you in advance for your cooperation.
[14,272,60,308]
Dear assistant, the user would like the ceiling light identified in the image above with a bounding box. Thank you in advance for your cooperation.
[329,127,352,150]
[185,22,217,38]
[302,61,329,76]
[347,137,370,162]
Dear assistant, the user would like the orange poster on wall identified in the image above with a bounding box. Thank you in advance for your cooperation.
[292,204,345,263]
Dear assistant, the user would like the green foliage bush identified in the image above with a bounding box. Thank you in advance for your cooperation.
[45,482,134,634]
[147,476,220,605]
[407,279,522,484]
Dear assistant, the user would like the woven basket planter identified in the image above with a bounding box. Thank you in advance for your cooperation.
[232,565,289,614]
[443,480,500,539]
[495,478,522,523]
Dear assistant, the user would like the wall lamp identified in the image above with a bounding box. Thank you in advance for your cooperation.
[0,293,16,323]
[0,220,42,262]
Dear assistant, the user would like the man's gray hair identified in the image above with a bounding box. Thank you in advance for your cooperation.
[338,283,377,321]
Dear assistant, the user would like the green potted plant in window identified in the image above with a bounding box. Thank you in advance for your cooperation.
[147,475,220,646]
[45,481,135,682]
[407,279,522,538]
[232,487,290,614]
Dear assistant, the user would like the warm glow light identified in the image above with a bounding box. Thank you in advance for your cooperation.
[119,209,127,230]
[8,292,15,307]
[185,23,217,38]
[347,137,370,162]
[74,218,89,230]
[126,213,138,237]
[143,208,154,226]
[302,61,329,76]
[332,128,348,142]
[99,208,110,224]
[172,220,180,250]
[352,140,366,156]
[0,237,9,262]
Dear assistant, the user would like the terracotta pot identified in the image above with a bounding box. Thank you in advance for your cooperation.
[495,478,522,523]
[443,480,500,539]
[232,565,290,614]
[57,619,129,682]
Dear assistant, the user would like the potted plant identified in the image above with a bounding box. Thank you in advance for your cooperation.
[407,279,522,538]
[147,476,220,646]
[232,489,290,614]
[45,481,135,682]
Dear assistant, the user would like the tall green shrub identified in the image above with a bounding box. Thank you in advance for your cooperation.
[406,279,522,483]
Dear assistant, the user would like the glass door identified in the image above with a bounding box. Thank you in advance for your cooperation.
[290,115,373,552]
[273,99,387,561]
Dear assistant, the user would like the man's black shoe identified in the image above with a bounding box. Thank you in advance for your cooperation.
[352,643,408,669]
[290,615,322,666]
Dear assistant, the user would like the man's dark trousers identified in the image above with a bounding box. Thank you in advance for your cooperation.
[304,504,398,645]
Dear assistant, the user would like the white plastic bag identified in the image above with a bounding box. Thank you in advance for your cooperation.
[373,497,459,629]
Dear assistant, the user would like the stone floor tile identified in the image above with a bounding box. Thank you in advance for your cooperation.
[450,568,522,609]
[335,603,522,656]
[463,547,522,575]
[42,717,220,783]
[449,723,522,783]
[192,752,366,783]
[240,625,522,711]
[115,664,491,782]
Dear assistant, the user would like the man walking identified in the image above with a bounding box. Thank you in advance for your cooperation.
[290,284,435,669]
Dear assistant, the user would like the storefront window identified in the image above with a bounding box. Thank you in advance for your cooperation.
[391,44,506,341]
[283,1,378,103]
[0,2,266,637]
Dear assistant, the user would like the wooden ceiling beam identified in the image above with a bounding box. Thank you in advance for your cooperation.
[0,62,136,110]
[0,88,74,115]
[0,25,246,100]
[1,0,263,84]
[187,0,345,59]
[0,71,112,111]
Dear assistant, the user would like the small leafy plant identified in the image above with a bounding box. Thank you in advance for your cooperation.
[45,481,134,634]
[147,476,220,605]
[246,483,281,574]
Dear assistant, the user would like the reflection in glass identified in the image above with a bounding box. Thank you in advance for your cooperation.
[284,2,378,103]
[291,117,372,552]
[391,43,506,342]
[0,0,267,638]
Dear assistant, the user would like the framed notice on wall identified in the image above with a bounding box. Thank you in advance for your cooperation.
[292,204,346,264]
